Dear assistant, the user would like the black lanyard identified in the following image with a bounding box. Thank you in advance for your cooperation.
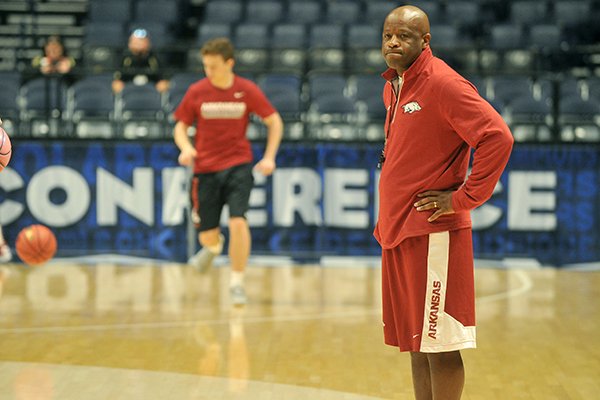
[378,78,401,169]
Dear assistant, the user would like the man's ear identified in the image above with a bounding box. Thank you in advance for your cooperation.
[422,32,431,49]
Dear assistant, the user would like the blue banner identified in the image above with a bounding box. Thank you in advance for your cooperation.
[0,141,598,266]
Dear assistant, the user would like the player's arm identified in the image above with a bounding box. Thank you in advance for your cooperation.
[173,120,197,166]
[254,112,283,176]
[436,79,513,215]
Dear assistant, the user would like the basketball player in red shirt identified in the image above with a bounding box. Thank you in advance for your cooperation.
[376,6,513,399]
[173,38,283,305]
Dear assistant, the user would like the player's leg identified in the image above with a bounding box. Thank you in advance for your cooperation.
[224,164,254,304]
[188,173,225,272]
[420,229,474,399]
[427,350,464,400]
[228,217,250,273]
[410,352,433,400]
[0,225,12,262]
[199,228,224,251]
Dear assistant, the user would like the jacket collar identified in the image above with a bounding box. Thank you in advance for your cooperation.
[381,46,433,82]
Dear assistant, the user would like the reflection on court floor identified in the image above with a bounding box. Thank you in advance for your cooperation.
[0,261,599,399]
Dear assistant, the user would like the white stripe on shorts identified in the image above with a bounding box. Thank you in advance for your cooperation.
[420,231,476,353]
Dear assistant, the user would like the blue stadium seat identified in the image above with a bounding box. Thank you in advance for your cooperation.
[506,95,553,142]
[287,1,322,24]
[307,24,345,73]
[464,75,487,97]
[169,72,202,93]
[480,25,530,73]
[68,77,115,138]
[167,72,202,113]
[510,1,549,25]
[553,1,591,27]
[88,0,132,23]
[270,24,307,74]
[233,24,270,72]
[307,73,348,101]
[134,0,180,25]
[559,96,600,141]
[203,0,243,24]
[365,1,397,24]
[20,77,68,111]
[325,1,360,24]
[528,24,563,51]
[306,73,356,139]
[258,74,304,139]
[489,76,535,104]
[83,22,125,47]
[20,77,69,137]
[559,78,582,99]
[587,78,600,102]
[118,83,166,139]
[350,75,386,139]
[0,80,20,136]
[430,24,477,72]
[346,25,386,73]
[245,1,284,24]
[258,74,303,119]
[409,1,442,23]
[308,93,359,140]
[445,2,481,28]
[490,24,526,50]
[196,24,231,46]
[82,22,124,72]
[430,25,461,49]
[351,74,383,102]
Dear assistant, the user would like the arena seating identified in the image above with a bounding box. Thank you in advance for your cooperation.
[0,0,599,141]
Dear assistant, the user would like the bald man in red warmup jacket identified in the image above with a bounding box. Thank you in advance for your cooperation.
[376,6,514,400]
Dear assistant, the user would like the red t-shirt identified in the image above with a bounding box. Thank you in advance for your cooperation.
[374,47,514,249]
[174,75,276,173]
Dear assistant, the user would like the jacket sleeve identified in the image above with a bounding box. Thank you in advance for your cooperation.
[439,77,514,212]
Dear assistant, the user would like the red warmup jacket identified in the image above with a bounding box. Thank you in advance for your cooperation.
[374,47,514,249]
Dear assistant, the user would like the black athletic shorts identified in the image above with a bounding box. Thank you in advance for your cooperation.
[189,163,254,232]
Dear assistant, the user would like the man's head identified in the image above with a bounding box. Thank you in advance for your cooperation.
[128,29,151,56]
[381,6,431,73]
[200,37,235,83]
[44,36,65,61]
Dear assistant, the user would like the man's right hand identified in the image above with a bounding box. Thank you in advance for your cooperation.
[178,147,197,166]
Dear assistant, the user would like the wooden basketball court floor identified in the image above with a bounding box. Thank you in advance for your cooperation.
[0,258,598,400]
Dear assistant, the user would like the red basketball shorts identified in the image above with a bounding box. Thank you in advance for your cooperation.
[381,229,476,353]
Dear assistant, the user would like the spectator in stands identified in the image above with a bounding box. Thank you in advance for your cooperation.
[376,6,513,400]
[112,28,169,94]
[32,35,75,77]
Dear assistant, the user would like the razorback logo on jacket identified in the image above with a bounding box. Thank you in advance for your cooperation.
[402,101,422,114]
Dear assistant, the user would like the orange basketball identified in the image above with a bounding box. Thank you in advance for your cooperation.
[0,126,12,171]
[15,225,57,266]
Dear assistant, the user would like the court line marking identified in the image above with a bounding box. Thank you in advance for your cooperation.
[476,269,533,304]
[0,269,533,334]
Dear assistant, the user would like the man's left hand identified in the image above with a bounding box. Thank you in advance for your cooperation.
[254,158,276,176]
[414,190,455,222]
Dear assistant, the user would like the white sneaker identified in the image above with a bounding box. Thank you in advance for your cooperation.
[188,234,224,273]
[0,242,12,263]
[230,285,247,306]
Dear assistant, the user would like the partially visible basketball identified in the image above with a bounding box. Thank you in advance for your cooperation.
[0,126,12,172]
[15,225,57,266]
